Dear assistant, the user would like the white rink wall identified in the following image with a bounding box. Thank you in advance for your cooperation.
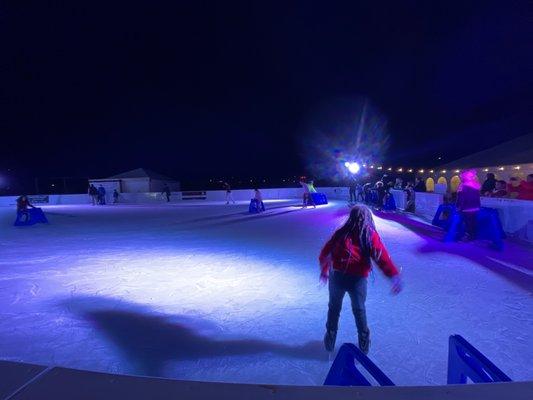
[0,187,350,207]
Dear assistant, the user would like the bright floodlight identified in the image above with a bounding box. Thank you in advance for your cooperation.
[346,162,360,174]
[344,162,350,167]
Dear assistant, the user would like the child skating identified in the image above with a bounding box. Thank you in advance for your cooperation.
[319,205,402,354]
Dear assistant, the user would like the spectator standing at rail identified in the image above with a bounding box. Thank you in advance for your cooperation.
[88,184,98,205]
[319,205,402,354]
[97,185,106,205]
[414,177,426,192]
[481,173,497,196]
[491,180,508,198]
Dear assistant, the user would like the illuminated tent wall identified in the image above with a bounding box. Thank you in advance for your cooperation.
[422,133,533,193]
[90,168,180,193]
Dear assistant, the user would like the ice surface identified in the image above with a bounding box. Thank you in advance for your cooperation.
[0,201,532,385]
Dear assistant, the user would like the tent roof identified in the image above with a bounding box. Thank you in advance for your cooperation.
[107,168,177,181]
[439,133,533,169]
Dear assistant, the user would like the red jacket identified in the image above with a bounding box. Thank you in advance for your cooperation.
[319,230,399,278]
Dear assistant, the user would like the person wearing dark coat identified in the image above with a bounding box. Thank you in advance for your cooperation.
[480,173,496,196]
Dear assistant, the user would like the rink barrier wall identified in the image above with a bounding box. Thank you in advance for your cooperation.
[1,188,531,242]
[0,187,349,207]
[1,360,531,400]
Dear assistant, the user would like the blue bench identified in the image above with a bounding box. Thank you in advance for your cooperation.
[324,343,394,386]
[432,205,504,249]
[310,193,328,205]
[248,199,265,213]
[448,334,511,384]
[14,208,49,226]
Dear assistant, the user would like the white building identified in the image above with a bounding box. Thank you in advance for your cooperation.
[90,168,180,194]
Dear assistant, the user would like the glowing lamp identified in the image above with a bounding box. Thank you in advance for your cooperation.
[398,168,403,172]
[419,169,424,173]
[387,167,392,171]
[514,166,521,170]
[498,167,505,171]
[455,170,460,173]
[377,166,383,170]
[408,169,413,173]
[483,168,489,172]
[441,170,446,173]
[429,170,434,173]
[345,162,360,174]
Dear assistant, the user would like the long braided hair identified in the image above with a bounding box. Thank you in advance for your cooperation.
[331,205,376,258]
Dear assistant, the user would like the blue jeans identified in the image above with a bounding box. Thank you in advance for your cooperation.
[327,271,369,337]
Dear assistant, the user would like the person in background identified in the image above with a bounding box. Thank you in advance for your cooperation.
[319,205,402,354]
[253,188,265,212]
[375,180,385,209]
[348,179,357,203]
[16,195,36,222]
[223,182,235,204]
[456,169,481,239]
[517,174,533,200]
[480,173,497,196]
[507,177,521,199]
[404,182,415,212]
[394,178,403,190]
[162,184,171,202]
[414,177,426,192]
[113,189,119,204]
[88,184,98,205]
[97,185,106,205]
[299,177,316,208]
[492,180,508,198]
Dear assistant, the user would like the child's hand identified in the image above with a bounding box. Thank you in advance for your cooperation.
[319,272,329,285]
[391,275,402,295]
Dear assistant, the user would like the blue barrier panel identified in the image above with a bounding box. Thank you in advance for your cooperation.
[14,208,49,226]
[476,207,505,250]
[311,193,328,205]
[323,343,394,387]
[248,199,265,213]
[383,194,396,211]
[447,335,512,384]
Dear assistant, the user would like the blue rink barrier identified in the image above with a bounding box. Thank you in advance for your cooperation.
[447,335,512,384]
[248,199,265,213]
[14,208,48,226]
[383,194,396,211]
[431,205,504,248]
[324,343,395,387]
[311,193,328,205]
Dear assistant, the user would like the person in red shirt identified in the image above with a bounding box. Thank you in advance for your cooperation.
[319,205,402,354]
[517,174,533,200]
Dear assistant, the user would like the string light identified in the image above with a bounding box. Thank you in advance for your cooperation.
[408,169,413,173]
[441,170,447,173]
[483,168,489,172]
[387,167,392,171]
[419,169,424,173]
[455,169,460,173]
[429,170,434,173]
[514,166,521,170]
[397,168,403,172]
[498,167,505,171]
[377,166,383,170]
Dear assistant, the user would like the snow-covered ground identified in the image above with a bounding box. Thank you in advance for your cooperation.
[0,201,532,386]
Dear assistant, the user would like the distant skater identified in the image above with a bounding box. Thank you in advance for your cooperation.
[348,180,357,203]
[319,205,402,354]
[162,184,171,202]
[299,178,316,208]
[223,182,235,204]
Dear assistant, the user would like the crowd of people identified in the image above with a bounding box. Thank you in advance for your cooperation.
[480,173,533,200]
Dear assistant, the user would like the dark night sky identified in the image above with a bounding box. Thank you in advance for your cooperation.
[1,1,532,184]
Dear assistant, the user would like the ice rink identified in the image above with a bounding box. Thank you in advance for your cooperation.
[1,200,532,386]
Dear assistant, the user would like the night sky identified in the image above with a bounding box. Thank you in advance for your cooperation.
[1,1,531,188]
